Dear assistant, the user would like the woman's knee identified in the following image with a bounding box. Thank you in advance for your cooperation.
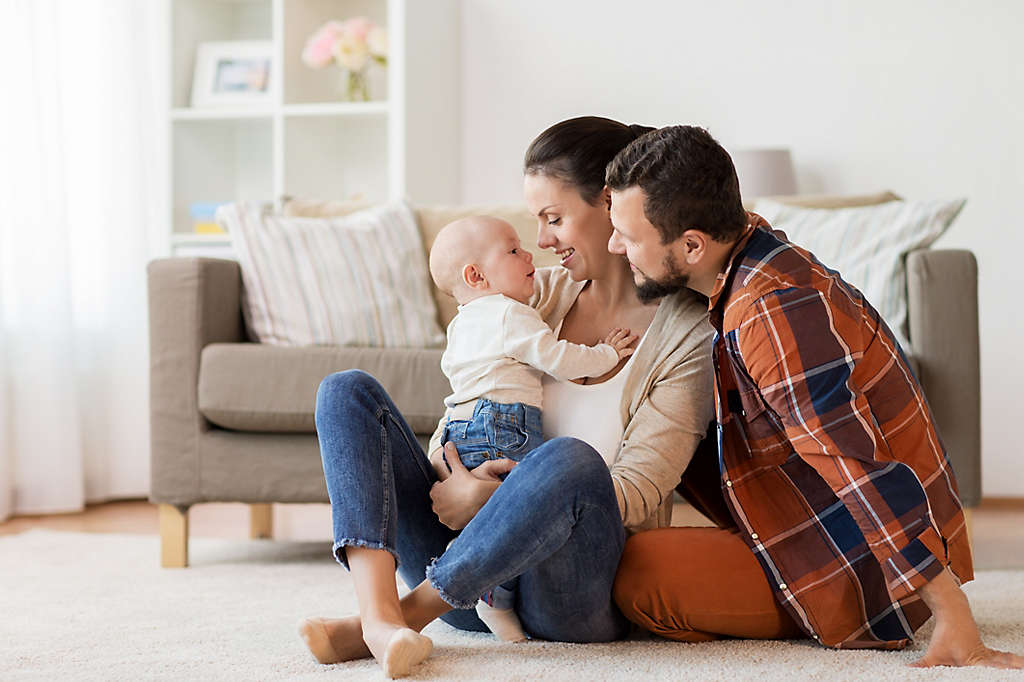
[525,436,606,484]
[317,369,378,400]
[315,370,382,418]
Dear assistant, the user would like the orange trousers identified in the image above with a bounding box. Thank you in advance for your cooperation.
[613,527,805,642]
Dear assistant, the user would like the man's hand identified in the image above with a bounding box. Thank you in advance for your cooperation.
[429,442,516,530]
[911,568,1024,668]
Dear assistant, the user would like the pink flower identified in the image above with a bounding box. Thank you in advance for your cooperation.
[343,16,373,42]
[301,21,346,69]
[367,26,388,58]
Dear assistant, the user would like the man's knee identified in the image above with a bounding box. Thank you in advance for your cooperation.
[613,531,664,616]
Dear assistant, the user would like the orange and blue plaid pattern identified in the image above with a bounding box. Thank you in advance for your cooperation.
[706,218,973,649]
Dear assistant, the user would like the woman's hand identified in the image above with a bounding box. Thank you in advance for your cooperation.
[429,442,516,530]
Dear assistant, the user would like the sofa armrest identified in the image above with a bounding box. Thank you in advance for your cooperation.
[147,258,245,505]
[906,249,981,506]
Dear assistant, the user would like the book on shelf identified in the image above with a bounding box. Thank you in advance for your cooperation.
[190,202,228,234]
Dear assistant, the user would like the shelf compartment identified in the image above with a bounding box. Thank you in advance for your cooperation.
[283,114,389,203]
[171,0,273,110]
[171,117,273,235]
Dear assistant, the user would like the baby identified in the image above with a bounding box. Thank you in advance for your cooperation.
[428,215,636,642]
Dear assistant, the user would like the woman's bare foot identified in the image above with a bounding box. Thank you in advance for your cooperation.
[297,615,370,664]
[382,628,434,678]
[301,617,431,677]
[362,621,433,679]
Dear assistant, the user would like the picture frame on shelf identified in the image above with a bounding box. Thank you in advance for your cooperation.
[190,41,275,108]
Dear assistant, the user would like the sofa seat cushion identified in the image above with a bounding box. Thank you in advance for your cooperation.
[195,341,920,437]
[198,343,449,434]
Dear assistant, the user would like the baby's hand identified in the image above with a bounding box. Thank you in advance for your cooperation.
[602,327,638,360]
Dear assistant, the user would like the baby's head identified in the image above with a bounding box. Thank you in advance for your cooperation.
[429,216,535,305]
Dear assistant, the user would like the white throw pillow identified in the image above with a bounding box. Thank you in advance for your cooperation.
[752,198,966,350]
[216,201,445,348]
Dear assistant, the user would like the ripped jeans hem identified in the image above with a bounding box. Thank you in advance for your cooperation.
[424,556,479,610]
[332,538,401,571]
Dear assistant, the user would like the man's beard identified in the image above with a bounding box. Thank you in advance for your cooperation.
[634,251,690,303]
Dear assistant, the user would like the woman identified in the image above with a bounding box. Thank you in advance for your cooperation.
[298,117,715,677]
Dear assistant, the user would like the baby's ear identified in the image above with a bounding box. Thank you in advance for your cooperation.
[462,263,487,290]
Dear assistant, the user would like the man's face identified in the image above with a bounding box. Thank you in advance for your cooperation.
[608,186,691,302]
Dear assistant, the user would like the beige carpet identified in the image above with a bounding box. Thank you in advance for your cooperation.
[1,529,1022,681]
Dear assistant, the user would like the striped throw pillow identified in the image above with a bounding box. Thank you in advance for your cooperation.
[216,201,445,348]
[752,198,965,350]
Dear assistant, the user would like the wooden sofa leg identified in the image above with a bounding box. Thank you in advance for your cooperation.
[250,503,273,539]
[159,504,189,568]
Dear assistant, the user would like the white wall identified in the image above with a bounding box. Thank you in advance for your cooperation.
[459,0,1024,496]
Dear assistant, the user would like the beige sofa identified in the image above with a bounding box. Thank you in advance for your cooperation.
[147,194,981,567]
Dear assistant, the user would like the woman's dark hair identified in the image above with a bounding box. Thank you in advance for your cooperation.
[605,125,747,243]
[524,116,656,205]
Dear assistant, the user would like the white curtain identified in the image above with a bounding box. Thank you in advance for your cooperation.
[0,0,162,521]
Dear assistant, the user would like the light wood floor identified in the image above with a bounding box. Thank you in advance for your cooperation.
[2,498,1022,570]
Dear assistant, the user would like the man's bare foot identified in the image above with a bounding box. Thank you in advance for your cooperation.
[297,615,370,664]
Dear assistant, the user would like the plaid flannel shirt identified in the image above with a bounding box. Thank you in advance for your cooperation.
[706,216,973,649]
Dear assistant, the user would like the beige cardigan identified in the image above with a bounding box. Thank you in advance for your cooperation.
[429,267,715,534]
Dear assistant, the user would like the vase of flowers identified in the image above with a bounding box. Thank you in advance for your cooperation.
[301,17,388,102]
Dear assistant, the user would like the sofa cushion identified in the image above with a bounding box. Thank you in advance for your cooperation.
[216,201,446,348]
[198,343,449,434]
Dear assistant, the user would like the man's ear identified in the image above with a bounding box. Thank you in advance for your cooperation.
[680,229,709,265]
[601,185,612,210]
[462,263,488,290]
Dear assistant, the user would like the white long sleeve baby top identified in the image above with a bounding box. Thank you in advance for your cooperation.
[441,294,619,409]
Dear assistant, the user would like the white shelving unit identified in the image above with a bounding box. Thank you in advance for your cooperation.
[163,0,460,257]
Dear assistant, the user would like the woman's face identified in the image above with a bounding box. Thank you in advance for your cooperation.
[523,172,618,282]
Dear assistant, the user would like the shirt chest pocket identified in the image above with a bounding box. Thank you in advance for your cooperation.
[735,388,792,459]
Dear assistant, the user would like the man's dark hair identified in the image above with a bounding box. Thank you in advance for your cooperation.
[605,125,747,243]
[525,116,656,205]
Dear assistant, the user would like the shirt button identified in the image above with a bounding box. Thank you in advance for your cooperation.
[779,583,787,590]
[750,533,759,540]
[725,480,733,488]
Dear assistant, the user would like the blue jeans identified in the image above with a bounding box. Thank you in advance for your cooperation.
[315,369,629,641]
[442,399,545,470]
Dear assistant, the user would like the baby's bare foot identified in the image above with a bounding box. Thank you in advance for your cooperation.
[297,616,370,664]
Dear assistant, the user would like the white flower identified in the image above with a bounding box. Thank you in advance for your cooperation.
[333,33,370,72]
[367,26,388,59]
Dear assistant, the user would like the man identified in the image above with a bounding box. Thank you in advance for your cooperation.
[605,125,1022,668]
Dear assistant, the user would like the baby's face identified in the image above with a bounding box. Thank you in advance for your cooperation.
[479,224,535,304]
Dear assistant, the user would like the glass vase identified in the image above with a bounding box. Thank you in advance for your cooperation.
[344,69,370,102]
